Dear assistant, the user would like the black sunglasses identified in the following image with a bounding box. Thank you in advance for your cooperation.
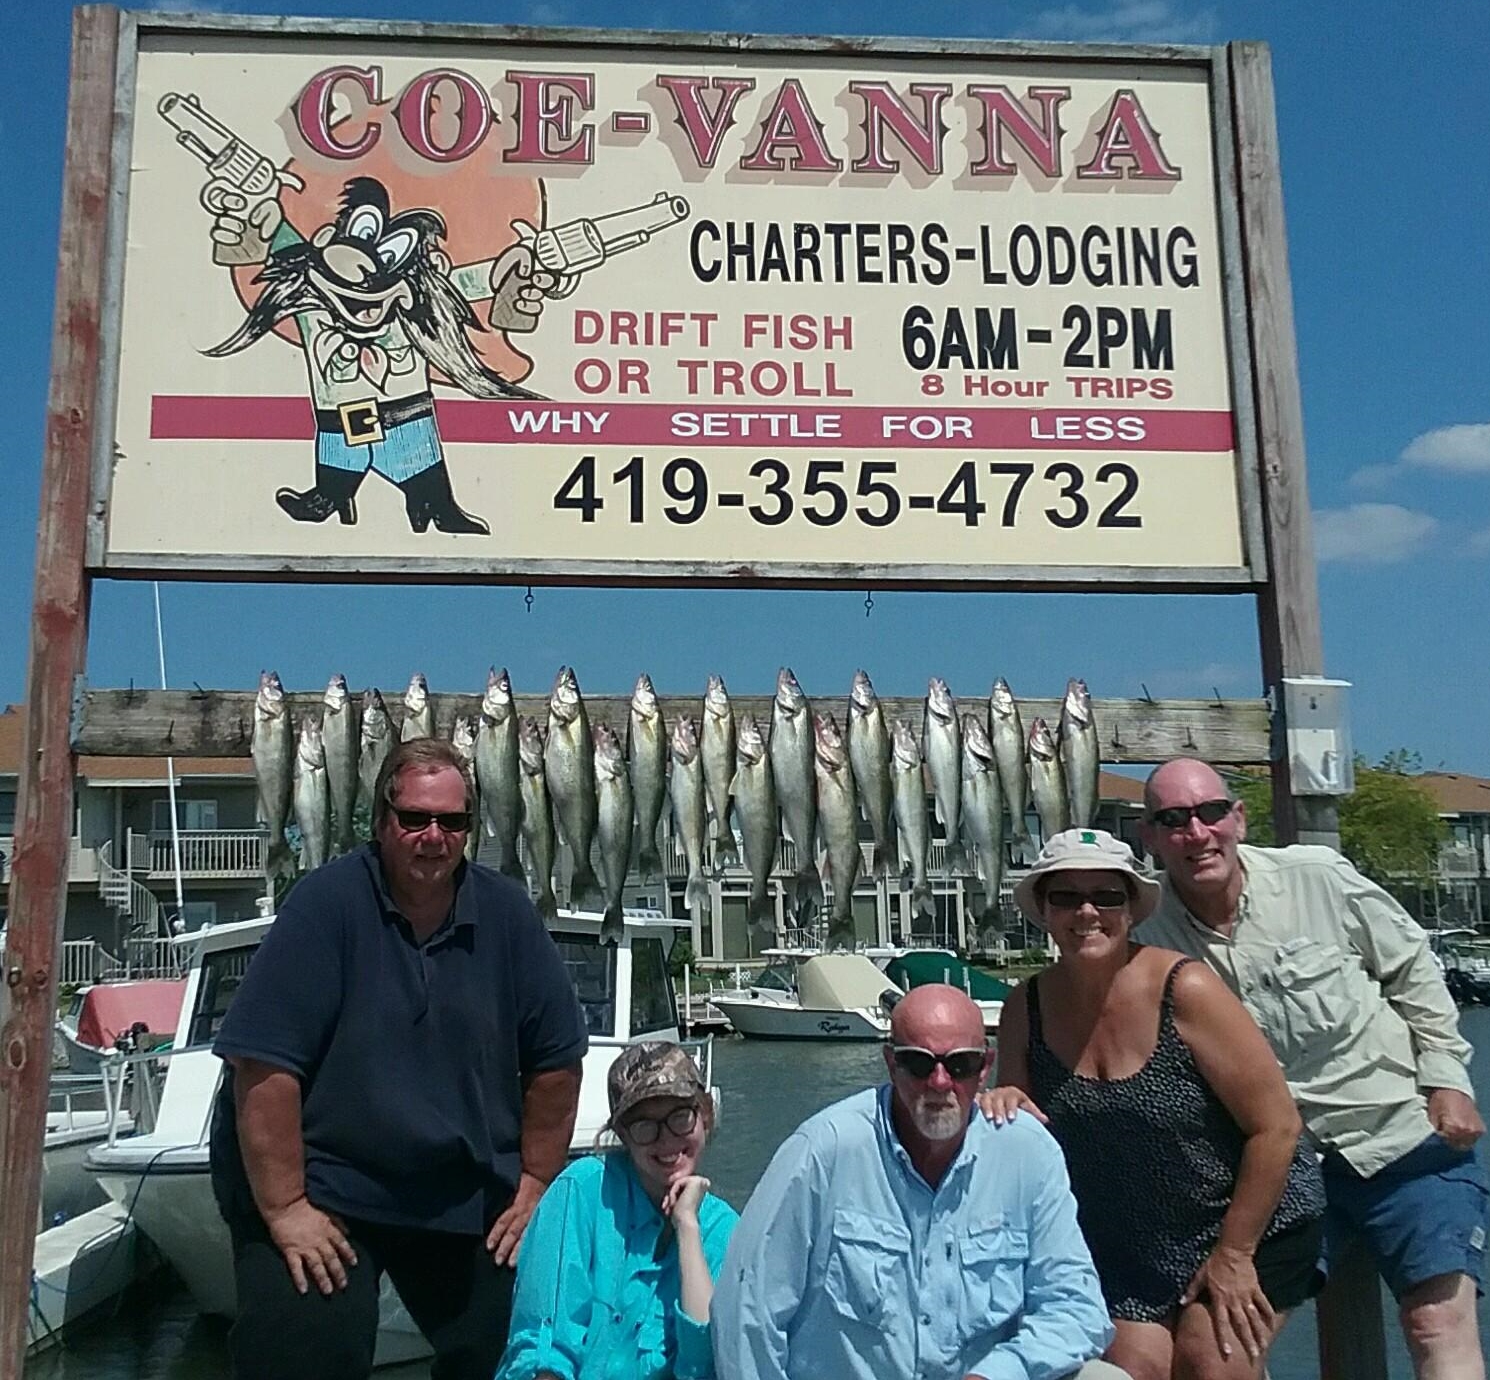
[621,1104,699,1145]
[392,807,471,834]
[1147,799,1235,830]
[890,1046,987,1082]
[1045,887,1130,911]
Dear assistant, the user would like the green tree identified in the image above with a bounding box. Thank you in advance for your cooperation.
[1225,754,1444,887]
[1222,769,1275,845]
[1339,754,1445,886]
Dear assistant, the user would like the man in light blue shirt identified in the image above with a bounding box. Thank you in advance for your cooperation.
[713,985,1124,1380]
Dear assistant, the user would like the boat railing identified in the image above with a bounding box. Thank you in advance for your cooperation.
[95,1042,211,1147]
[47,1073,110,1132]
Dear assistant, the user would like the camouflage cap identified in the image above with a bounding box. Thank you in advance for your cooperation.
[606,1040,706,1127]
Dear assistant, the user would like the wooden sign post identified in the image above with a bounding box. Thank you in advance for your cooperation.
[0,9,114,1374]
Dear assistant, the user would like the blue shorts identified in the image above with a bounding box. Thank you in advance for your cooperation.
[1322,1133,1489,1299]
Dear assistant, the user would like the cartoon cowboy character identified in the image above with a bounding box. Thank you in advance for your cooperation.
[205,175,552,535]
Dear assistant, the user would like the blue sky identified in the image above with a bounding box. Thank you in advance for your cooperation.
[2,0,1486,774]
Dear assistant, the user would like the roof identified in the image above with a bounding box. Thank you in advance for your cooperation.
[1419,772,1490,817]
[74,979,187,1048]
[0,704,252,783]
[797,953,901,1010]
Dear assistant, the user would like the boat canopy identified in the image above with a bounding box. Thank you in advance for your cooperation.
[885,951,1013,1002]
[75,979,187,1049]
[797,954,902,1011]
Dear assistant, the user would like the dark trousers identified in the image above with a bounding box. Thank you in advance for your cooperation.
[228,1212,515,1380]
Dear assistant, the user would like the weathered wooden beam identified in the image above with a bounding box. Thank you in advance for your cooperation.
[74,687,1271,765]
[0,9,115,1375]
[1231,40,1372,1380]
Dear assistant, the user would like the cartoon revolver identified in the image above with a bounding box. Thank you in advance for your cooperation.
[159,92,303,265]
[490,192,691,332]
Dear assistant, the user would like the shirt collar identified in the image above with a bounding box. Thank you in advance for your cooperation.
[874,1084,978,1191]
[364,843,476,939]
[1161,854,1252,943]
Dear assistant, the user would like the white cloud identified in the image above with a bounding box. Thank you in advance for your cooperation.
[1348,422,1490,488]
[1347,463,1398,492]
[1315,504,1438,565]
[1470,527,1490,557]
[1021,1,1218,43]
[1401,424,1490,473]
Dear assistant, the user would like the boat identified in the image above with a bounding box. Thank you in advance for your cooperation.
[881,949,1012,1033]
[56,978,186,1074]
[86,906,712,1368]
[710,951,901,1040]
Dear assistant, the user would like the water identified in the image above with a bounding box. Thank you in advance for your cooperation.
[26,1009,1490,1377]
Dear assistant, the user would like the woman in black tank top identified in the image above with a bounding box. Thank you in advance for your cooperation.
[982,830,1323,1380]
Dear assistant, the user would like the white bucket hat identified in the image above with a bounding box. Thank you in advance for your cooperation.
[1013,828,1160,925]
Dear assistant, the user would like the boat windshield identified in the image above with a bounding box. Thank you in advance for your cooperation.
[550,930,619,1037]
[755,964,796,994]
[188,946,256,1046]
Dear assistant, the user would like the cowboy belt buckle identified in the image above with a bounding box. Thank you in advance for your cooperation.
[338,399,383,446]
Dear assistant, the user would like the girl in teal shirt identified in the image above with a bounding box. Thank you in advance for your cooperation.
[497,1041,738,1380]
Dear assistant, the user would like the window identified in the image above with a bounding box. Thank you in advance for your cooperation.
[153,798,218,832]
[630,936,676,1035]
[0,790,16,835]
[550,930,619,1037]
[177,901,218,930]
[188,946,256,1046]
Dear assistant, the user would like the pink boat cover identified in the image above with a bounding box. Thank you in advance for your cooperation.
[76,979,187,1049]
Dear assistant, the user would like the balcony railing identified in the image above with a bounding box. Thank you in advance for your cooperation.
[137,829,267,879]
[0,836,103,886]
[1439,843,1487,880]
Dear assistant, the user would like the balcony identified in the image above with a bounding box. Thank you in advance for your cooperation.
[130,829,267,880]
[0,836,102,885]
[1439,843,1487,880]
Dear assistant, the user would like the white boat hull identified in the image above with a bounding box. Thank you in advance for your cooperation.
[710,997,889,1041]
[90,1153,433,1368]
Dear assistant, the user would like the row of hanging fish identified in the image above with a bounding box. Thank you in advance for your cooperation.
[250,666,1102,950]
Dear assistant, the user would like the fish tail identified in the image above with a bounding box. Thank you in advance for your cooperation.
[638,841,664,884]
[875,837,899,882]
[793,862,824,919]
[713,828,739,870]
[600,904,625,947]
[747,888,776,931]
[571,859,604,911]
[825,914,856,951]
[266,836,293,880]
[942,838,971,877]
[534,886,559,923]
[499,858,527,884]
[686,873,711,912]
[912,880,935,918]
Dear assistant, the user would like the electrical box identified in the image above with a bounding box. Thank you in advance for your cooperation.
[1280,678,1354,796]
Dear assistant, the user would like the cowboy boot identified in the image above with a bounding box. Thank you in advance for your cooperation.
[275,463,365,525]
[398,461,489,535]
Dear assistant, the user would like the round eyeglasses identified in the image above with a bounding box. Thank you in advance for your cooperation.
[620,1104,699,1145]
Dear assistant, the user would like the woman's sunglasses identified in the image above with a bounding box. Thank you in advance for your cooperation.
[1045,887,1129,911]
[621,1104,699,1145]
[889,1046,987,1082]
[1147,799,1235,830]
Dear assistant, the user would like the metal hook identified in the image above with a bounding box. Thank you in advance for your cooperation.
[524,586,534,614]
[1212,686,1225,707]
[864,589,874,619]
[1139,682,1156,705]
[1183,726,1198,750]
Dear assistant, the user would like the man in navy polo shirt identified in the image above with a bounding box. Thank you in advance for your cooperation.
[211,737,588,1380]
